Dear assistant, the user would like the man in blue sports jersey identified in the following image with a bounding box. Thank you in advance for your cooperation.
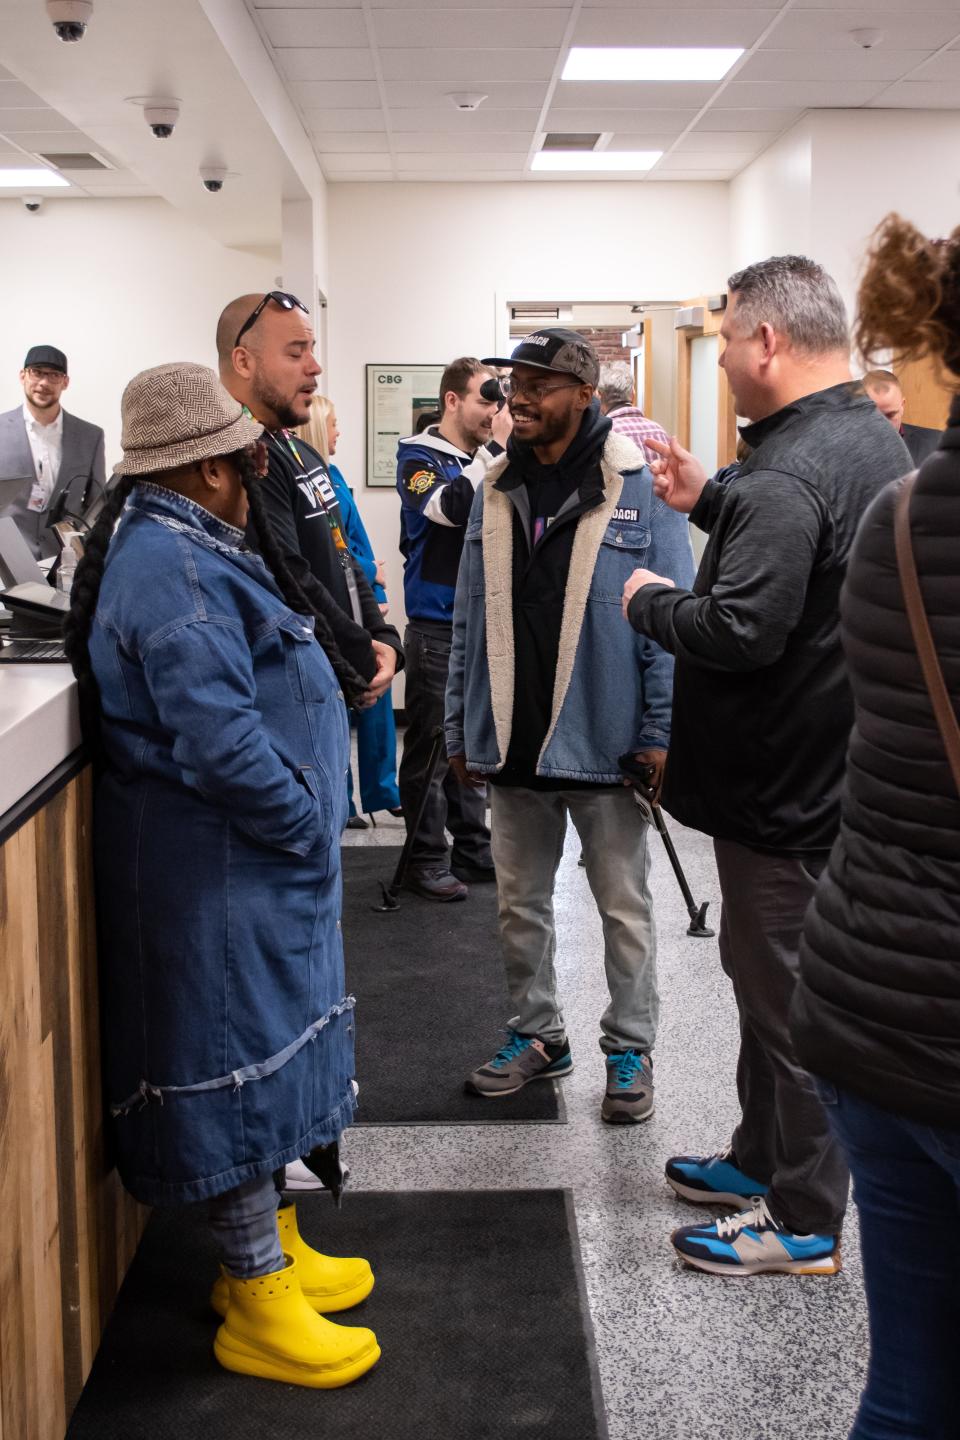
[397,357,511,900]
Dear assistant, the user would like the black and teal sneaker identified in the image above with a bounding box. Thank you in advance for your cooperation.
[465,1029,572,1097]
[665,1146,769,1207]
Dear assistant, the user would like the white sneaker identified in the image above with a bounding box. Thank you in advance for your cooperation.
[283,1158,326,1191]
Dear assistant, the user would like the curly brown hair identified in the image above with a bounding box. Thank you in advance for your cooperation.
[854,213,960,380]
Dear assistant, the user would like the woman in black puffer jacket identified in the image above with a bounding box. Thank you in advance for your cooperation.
[791,215,960,1440]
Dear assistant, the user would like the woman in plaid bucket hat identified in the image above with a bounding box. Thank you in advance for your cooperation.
[63,363,380,1389]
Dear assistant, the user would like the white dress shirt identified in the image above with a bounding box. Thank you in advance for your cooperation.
[22,402,64,507]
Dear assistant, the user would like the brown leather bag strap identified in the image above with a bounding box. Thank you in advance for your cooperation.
[894,470,960,795]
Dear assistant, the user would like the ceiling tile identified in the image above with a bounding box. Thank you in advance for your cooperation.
[0,81,49,108]
[652,151,747,169]
[715,79,886,106]
[673,129,771,151]
[695,107,802,130]
[0,109,78,133]
[736,47,934,82]
[603,131,691,149]
[255,0,362,7]
[572,7,778,46]
[391,131,532,151]
[554,81,718,108]
[761,9,960,51]
[581,0,777,7]
[328,172,394,181]
[279,48,381,86]
[868,78,960,107]
[320,152,393,170]
[306,109,390,132]
[260,8,368,45]
[544,106,700,130]
[372,8,570,48]
[647,167,735,179]
[389,106,542,130]
[287,52,376,84]
[383,80,549,108]
[397,151,526,170]
[912,50,960,81]
[311,131,392,152]
[292,79,381,106]
[379,48,558,82]
[15,130,92,152]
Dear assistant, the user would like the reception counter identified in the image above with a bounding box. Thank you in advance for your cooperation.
[0,667,146,1439]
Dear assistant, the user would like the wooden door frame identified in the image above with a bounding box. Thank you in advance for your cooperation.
[676,296,737,468]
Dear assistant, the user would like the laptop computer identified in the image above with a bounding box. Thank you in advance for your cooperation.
[0,521,69,662]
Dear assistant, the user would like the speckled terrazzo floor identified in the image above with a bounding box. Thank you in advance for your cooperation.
[340,775,868,1440]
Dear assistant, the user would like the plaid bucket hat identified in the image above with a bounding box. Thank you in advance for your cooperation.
[115,362,263,477]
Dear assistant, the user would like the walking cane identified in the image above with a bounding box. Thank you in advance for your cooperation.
[373,726,447,913]
[619,753,714,938]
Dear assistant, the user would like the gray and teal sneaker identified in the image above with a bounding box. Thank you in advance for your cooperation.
[465,1029,573,1097]
[601,1050,654,1124]
[672,1196,841,1276]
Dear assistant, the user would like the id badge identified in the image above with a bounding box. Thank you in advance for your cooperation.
[26,480,47,513]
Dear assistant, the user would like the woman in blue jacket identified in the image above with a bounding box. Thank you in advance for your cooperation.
[300,396,401,824]
[63,364,380,1389]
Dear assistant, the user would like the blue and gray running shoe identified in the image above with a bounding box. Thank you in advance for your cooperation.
[601,1050,654,1124]
[671,1196,841,1276]
[465,1028,572,1097]
[665,1146,768,1206]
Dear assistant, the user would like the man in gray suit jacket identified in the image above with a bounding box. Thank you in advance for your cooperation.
[0,344,105,557]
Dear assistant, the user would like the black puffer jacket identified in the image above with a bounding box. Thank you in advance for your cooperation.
[792,397,960,1127]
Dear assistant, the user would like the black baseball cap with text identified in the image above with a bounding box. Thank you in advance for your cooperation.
[23,344,68,373]
[482,328,599,388]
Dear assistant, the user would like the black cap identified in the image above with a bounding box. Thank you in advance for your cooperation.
[482,328,599,388]
[23,345,68,373]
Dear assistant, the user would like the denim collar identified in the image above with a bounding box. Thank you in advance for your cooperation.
[130,481,246,549]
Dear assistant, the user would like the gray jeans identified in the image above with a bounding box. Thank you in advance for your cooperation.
[490,785,658,1055]
[206,1171,285,1279]
[714,838,849,1235]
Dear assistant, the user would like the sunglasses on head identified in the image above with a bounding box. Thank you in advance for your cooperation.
[234,291,308,348]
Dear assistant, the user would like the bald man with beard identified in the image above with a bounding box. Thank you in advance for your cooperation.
[217,291,401,705]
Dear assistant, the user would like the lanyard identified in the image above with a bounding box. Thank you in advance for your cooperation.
[264,424,363,626]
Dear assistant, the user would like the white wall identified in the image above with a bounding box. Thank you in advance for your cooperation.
[729,119,814,272]
[326,179,730,670]
[1,198,275,468]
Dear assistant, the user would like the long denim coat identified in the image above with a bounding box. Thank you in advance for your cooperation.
[90,484,354,1205]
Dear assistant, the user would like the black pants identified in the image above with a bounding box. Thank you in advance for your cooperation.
[398,620,491,871]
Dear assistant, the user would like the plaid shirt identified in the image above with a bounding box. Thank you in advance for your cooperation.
[606,406,669,467]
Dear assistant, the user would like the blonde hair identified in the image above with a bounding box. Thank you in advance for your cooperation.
[298,394,335,465]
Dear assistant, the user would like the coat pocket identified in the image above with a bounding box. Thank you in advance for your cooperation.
[590,522,651,602]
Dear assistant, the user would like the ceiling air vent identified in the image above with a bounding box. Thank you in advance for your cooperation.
[36,151,113,171]
[541,133,601,152]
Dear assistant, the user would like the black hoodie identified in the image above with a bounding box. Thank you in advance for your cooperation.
[492,401,611,787]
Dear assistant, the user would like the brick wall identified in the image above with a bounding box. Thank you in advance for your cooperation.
[577,327,633,367]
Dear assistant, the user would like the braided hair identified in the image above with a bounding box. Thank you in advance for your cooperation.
[62,447,370,760]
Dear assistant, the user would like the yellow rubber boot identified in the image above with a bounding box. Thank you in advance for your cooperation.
[213,1255,380,1388]
[210,1202,374,1317]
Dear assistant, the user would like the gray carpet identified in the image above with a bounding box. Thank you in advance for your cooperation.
[342,846,564,1124]
[67,1190,607,1440]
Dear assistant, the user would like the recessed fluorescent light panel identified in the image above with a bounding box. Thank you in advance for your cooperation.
[0,167,69,187]
[562,48,744,82]
[532,151,662,172]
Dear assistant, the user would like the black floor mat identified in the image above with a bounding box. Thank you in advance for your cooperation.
[67,1190,608,1440]
[342,846,563,1124]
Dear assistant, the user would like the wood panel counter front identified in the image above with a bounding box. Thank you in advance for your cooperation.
[0,761,146,1439]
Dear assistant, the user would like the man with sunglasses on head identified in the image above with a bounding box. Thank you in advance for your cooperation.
[218,292,401,704]
[0,345,105,557]
[395,356,511,901]
[446,329,693,1123]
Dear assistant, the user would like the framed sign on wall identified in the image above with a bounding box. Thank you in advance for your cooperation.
[365,364,444,487]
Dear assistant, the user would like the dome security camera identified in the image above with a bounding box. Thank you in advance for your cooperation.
[22,195,44,213]
[143,100,180,139]
[850,28,884,49]
[46,0,93,42]
[200,164,227,194]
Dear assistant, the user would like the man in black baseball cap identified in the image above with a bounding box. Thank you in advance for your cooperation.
[0,343,105,556]
[447,327,694,1123]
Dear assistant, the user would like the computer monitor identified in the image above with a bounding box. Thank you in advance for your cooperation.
[0,516,48,589]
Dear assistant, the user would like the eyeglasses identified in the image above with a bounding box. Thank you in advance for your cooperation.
[234,291,308,348]
[25,366,66,382]
[500,376,583,403]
